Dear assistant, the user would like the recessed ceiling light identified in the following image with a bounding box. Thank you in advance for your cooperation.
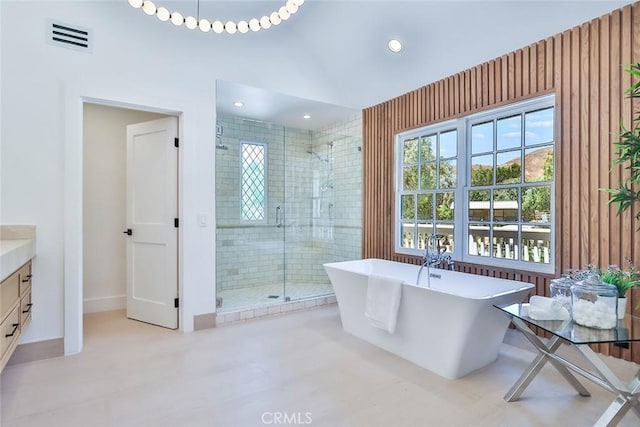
[234,101,244,108]
[388,39,403,53]
[303,114,311,119]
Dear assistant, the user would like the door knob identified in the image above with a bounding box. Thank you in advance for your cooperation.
[123,229,132,236]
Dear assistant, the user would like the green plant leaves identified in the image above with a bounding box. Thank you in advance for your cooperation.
[624,62,640,98]
[600,63,640,228]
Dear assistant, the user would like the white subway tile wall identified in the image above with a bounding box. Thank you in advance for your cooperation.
[215,114,362,313]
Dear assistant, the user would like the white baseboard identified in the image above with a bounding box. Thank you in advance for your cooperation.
[83,295,126,313]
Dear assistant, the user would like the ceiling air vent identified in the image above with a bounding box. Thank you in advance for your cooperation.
[47,20,92,53]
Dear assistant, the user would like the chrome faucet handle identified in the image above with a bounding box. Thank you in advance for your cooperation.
[446,257,456,271]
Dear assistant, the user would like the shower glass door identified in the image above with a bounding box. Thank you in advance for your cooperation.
[215,117,286,312]
[215,104,362,313]
[282,132,337,303]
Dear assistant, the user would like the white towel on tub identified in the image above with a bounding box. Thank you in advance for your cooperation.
[365,274,403,334]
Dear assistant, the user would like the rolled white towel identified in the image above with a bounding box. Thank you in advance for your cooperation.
[525,305,570,321]
[529,295,564,311]
[523,296,570,320]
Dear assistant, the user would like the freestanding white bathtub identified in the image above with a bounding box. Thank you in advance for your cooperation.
[323,258,534,379]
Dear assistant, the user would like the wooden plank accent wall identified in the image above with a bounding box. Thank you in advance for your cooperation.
[362,4,640,362]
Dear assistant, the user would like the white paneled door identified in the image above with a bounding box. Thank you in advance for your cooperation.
[125,117,178,329]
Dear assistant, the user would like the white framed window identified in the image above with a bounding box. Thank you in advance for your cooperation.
[395,95,555,274]
[395,120,461,258]
[241,142,267,221]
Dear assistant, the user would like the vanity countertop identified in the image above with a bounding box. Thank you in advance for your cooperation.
[0,226,36,282]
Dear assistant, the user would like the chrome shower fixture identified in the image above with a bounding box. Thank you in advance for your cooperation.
[215,131,228,150]
[307,150,328,162]
[216,143,228,150]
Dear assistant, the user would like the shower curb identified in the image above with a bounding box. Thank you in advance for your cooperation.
[215,295,337,326]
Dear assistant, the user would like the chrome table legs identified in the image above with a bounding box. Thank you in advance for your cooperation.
[505,317,590,401]
[504,316,640,427]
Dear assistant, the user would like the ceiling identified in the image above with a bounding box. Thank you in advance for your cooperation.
[206,0,632,129]
[216,80,360,130]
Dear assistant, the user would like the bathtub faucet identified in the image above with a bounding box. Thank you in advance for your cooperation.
[424,234,448,267]
[417,233,453,288]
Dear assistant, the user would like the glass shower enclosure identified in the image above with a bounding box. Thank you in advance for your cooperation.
[215,114,362,313]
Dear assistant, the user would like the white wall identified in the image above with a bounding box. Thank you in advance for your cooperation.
[1,1,222,351]
[83,104,168,313]
[0,2,2,184]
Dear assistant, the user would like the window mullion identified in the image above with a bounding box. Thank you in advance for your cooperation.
[456,120,466,262]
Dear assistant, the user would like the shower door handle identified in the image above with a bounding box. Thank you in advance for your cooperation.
[276,206,283,228]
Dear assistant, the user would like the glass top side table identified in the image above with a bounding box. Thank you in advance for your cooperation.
[495,303,640,427]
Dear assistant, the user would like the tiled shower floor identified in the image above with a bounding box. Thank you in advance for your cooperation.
[216,282,335,313]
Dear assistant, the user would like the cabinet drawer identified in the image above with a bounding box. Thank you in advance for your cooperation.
[18,261,32,296]
[20,292,32,327]
[0,271,20,321]
[0,306,20,361]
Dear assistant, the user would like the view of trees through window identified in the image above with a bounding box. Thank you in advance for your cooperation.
[400,129,456,251]
[469,147,554,220]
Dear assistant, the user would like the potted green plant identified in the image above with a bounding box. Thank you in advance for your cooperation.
[600,259,640,318]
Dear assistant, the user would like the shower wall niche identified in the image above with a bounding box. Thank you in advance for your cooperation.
[215,114,362,313]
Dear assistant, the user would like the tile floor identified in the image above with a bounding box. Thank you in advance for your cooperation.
[1,305,639,427]
[217,282,335,313]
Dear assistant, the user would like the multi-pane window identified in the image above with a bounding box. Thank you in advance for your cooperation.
[395,95,555,273]
[399,126,457,252]
[468,105,554,267]
[241,142,266,221]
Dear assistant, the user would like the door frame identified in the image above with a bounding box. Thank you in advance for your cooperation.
[66,91,183,355]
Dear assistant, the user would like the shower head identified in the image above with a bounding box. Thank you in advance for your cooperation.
[307,150,320,161]
[307,150,328,162]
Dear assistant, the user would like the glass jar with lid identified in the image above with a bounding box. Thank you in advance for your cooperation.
[550,276,573,312]
[570,279,618,329]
